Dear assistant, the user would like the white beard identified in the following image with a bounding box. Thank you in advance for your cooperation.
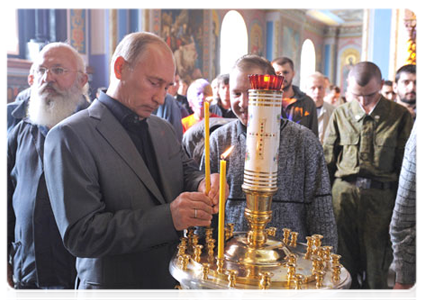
[28,82,83,128]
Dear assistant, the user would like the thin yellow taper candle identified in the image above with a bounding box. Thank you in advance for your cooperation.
[204,101,211,195]
[217,145,234,260]
[217,158,226,260]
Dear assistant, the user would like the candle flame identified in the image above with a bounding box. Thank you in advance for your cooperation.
[220,145,234,160]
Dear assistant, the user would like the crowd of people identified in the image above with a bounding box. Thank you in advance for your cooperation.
[7,31,416,291]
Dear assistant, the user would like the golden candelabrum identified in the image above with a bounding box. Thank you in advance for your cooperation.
[169,75,351,289]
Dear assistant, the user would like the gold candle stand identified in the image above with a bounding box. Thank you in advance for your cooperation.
[169,75,350,289]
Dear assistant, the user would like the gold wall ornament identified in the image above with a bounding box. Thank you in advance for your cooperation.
[404,10,416,65]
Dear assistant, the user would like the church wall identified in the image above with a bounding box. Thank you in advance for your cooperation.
[267,10,333,87]
[88,9,110,98]
[7,59,32,103]
[303,16,327,74]
[336,26,362,93]
[276,10,305,87]
[152,9,268,85]
[4,8,340,102]
[7,8,412,102]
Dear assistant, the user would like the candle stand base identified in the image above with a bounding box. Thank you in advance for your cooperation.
[169,232,351,290]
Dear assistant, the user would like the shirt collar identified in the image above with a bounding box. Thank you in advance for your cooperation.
[366,96,382,115]
[97,91,142,126]
[237,119,247,135]
[11,98,30,119]
[351,97,385,122]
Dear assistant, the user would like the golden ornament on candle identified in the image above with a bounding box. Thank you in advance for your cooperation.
[204,101,211,195]
[217,146,234,260]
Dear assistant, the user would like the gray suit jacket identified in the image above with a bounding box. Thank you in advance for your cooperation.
[44,100,204,289]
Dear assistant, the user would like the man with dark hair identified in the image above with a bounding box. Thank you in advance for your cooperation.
[324,61,413,289]
[167,72,189,118]
[209,73,236,118]
[202,54,337,249]
[271,57,318,136]
[394,64,416,119]
[380,80,396,101]
[325,85,346,107]
[176,75,193,115]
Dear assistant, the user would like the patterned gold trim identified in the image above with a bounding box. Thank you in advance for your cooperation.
[244,169,278,175]
[249,103,282,107]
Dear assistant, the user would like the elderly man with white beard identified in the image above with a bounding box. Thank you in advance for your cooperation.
[7,42,89,289]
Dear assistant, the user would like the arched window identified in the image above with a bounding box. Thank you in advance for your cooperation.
[220,10,248,74]
[299,39,316,90]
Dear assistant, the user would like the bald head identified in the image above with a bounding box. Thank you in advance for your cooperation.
[187,78,212,119]
[110,32,174,82]
[347,61,384,113]
[348,61,382,87]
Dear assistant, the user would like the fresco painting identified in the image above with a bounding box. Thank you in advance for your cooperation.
[282,26,300,68]
[161,10,204,84]
[250,22,264,56]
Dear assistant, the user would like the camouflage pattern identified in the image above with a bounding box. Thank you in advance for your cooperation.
[332,178,395,288]
[324,97,413,184]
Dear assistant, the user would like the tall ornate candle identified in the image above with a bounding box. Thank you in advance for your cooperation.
[242,74,284,247]
[242,74,284,192]
[217,146,234,260]
[204,101,211,194]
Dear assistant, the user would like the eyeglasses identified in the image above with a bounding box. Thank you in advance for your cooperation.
[36,67,79,77]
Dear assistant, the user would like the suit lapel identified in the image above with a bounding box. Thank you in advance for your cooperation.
[89,101,166,204]
[147,118,174,204]
[30,123,45,165]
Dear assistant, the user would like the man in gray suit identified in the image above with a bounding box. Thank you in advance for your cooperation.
[44,32,223,289]
[8,42,90,289]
